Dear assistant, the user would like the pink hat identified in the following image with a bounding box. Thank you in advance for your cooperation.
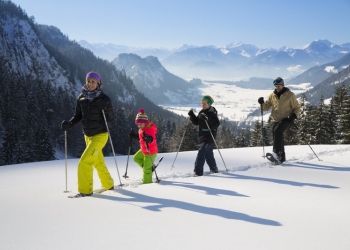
[135,108,149,124]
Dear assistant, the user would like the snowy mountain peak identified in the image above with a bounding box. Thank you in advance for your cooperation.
[301,39,334,50]
[112,53,201,104]
[226,42,243,48]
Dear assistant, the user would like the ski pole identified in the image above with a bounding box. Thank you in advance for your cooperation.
[260,104,266,158]
[102,110,123,187]
[170,123,187,170]
[144,135,160,183]
[204,119,228,172]
[123,129,133,179]
[292,122,322,161]
[64,130,69,193]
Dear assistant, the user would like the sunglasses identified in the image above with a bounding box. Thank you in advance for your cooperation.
[273,79,284,85]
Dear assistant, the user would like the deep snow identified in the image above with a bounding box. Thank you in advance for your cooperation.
[1,145,350,250]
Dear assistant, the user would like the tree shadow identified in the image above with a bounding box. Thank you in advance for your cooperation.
[159,180,249,197]
[288,162,350,171]
[91,189,281,226]
[219,172,339,189]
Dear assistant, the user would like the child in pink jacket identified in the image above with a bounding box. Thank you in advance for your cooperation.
[129,108,158,184]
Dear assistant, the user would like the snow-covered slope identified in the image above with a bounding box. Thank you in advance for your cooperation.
[1,145,350,250]
[0,14,77,92]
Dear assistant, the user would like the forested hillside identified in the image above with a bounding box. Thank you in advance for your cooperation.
[297,66,350,104]
[0,1,182,164]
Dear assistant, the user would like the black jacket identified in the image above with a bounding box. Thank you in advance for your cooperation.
[69,92,114,136]
[189,106,220,143]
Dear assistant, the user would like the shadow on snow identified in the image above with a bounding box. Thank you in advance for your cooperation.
[218,172,339,189]
[91,188,281,227]
[290,161,350,171]
[159,180,249,197]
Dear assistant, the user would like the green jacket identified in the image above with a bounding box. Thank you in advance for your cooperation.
[261,88,301,122]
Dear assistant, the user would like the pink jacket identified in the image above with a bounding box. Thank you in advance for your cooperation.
[138,122,158,154]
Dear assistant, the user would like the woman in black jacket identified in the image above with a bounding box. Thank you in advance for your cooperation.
[61,72,114,197]
[188,95,220,176]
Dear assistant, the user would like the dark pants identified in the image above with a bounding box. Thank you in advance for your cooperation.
[194,142,218,175]
[272,119,291,162]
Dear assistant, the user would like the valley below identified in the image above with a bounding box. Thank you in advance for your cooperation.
[160,81,312,122]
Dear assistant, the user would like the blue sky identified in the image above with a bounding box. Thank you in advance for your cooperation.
[12,0,350,49]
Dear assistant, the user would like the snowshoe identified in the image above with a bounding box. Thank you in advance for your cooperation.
[68,193,92,198]
[266,153,281,165]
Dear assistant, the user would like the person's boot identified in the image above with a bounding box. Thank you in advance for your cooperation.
[280,152,286,163]
[210,167,219,174]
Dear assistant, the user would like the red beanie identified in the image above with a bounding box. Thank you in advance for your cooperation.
[135,108,149,124]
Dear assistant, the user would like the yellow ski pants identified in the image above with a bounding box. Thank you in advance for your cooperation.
[77,132,114,194]
[133,150,157,184]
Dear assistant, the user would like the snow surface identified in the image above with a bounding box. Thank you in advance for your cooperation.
[324,66,338,74]
[1,15,77,93]
[1,145,350,250]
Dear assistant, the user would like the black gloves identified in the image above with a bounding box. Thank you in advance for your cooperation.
[282,113,297,123]
[95,98,107,111]
[188,109,195,117]
[129,129,139,140]
[143,134,153,143]
[129,130,135,137]
[61,120,72,130]
[288,113,297,122]
[189,110,208,121]
[198,113,208,121]
[258,97,264,104]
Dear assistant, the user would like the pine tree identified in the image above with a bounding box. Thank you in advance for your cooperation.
[332,84,349,142]
[0,108,4,142]
[1,127,16,165]
[325,97,338,144]
[23,126,37,162]
[235,129,250,147]
[296,94,313,144]
[169,122,198,152]
[216,125,234,148]
[313,96,330,144]
[158,120,176,153]
[11,128,22,164]
[250,120,262,147]
[36,127,56,161]
[262,121,271,146]
[339,88,350,143]
[265,116,274,146]
[109,105,129,155]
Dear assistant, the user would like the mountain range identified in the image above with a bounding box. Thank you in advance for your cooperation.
[78,40,196,61]
[287,53,350,86]
[296,63,350,104]
[108,50,350,106]
[285,53,350,104]
[79,40,350,80]
[112,53,202,105]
